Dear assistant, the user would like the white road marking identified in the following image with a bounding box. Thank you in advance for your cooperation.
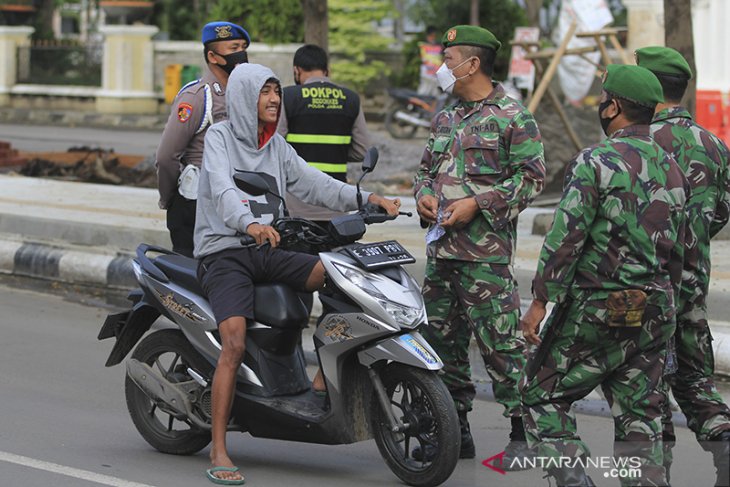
[0,451,157,487]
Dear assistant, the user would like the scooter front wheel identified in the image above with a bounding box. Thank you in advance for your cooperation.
[384,103,419,139]
[125,329,212,455]
[370,364,460,487]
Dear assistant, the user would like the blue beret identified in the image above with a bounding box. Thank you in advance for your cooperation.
[202,22,250,46]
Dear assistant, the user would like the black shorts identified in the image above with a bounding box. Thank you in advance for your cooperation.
[197,246,319,325]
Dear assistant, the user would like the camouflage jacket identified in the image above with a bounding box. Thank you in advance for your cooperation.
[413,84,546,263]
[532,124,689,306]
[651,106,730,308]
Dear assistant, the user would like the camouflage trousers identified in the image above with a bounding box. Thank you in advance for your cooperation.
[661,302,730,448]
[521,295,675,486]
[421,258,525,417]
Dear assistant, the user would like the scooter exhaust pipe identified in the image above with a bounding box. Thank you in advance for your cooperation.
[393,110,431,128]
[126,359,211,431]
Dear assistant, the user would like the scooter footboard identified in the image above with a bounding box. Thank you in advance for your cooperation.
[357,332,443,370]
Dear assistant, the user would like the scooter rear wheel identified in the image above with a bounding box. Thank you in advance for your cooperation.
[125,329,213,455]
[384,103,419,139]
[370,364,460,487]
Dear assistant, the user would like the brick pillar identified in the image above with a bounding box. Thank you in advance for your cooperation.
[0,26,34,106]
[96,24,159,114]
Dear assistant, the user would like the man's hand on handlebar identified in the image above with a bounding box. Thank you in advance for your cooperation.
[246,222,281,248]
[367,194,401,216]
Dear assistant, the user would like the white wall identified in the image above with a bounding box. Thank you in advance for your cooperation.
[692,0,730,92]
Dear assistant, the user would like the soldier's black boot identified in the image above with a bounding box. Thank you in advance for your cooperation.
[413,410,475,461]
[663,430,676,484]
[457,410,475,459]
[707,430,730,487]
[501,416,537,471]
[546,465,597,487]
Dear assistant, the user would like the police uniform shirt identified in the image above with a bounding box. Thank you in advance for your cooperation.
[156,68,228,209]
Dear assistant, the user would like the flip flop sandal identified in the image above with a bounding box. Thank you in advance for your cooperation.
[205,466,245,485]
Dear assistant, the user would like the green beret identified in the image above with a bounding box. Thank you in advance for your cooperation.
[602,64,664,107]
[635,46,692,79]
[442,25,501,52]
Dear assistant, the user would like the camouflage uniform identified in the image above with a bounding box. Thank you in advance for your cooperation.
[414,84,546,415]
[520,125,688,485]
[652,107,730,444]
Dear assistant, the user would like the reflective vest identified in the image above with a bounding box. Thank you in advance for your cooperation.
[283,81,360,182]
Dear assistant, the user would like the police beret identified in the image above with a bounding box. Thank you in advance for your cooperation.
[635,46,692,79]
[442,25,501,52]
[202,21,250,46]
[602,64,664,107]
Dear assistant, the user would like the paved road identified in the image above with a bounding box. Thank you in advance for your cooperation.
[1,123,161,156]
[0,281,722,487]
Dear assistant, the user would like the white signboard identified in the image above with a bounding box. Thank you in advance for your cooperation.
[508,27,540,91]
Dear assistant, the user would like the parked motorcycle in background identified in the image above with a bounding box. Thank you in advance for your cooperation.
[384,88,451,139]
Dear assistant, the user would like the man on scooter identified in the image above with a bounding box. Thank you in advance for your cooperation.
[194,63,400,485]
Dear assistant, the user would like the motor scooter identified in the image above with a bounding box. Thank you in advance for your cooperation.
[384,88,452,139]
[98,149,460,486]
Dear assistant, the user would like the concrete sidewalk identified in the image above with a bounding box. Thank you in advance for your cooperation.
[1,173,730,380]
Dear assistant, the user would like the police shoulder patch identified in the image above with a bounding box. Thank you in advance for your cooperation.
[177,102,193,123]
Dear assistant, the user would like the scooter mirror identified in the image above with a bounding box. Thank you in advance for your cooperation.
[233,171,271,196]
[362,147,379,173]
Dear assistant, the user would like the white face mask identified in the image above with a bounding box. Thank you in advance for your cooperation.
[435,57,473,93]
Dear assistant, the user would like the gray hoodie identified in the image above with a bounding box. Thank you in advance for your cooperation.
[194,64,366,258]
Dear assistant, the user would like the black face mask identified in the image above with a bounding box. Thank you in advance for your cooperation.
[214,50,248,75]
[598,96,621,135]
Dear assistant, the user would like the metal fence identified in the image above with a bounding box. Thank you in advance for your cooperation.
[16,41,103,87]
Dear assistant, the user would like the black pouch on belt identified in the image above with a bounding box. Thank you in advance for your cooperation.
[606,289,647,327]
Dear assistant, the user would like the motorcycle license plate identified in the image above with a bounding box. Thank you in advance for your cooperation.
[346,240,415,269]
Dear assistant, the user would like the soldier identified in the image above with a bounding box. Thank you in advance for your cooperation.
[413,25,546,463]
[156,21,250,257]
[520,64,688,486]
[636,46,730,486]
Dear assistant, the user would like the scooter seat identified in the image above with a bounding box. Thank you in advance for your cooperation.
[154,254,204,295]
[388,87,436,103]
[153,254,309,329]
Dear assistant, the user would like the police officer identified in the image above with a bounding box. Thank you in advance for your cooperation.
[277,44,369,226]
[156,21,250,257]
[520,64,688,486]
[636,46,730,486]
[413,25,546,463]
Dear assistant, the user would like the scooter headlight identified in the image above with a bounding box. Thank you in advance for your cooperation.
[378,299,423,328]
[333,262,423,328]
[333,263,386,300]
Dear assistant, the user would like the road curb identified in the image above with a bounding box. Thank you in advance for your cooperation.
[0,238,135,289]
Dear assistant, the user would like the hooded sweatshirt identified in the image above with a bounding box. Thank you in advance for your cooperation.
[194,64,367,258]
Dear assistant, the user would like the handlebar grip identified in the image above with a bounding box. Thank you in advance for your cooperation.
[362,202,386,214]
[240,235,256,247]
